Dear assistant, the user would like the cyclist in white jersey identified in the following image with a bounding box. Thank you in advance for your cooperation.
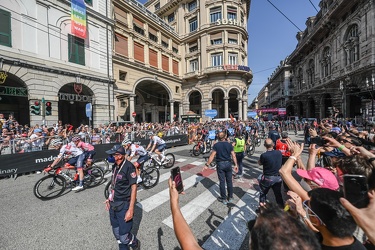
[49,138,86,191]
[145,134,166,163]
[122,139,149,184]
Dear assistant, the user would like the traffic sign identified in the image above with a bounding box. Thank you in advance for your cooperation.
[132,111,136,117]
[85,103,92,118]
[205,109,217,118]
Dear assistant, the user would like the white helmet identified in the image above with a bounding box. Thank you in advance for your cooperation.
[122,138,132,146]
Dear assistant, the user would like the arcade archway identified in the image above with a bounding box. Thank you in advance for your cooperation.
[0,73,29,125]
[189,90,202,115]
[58,83,94,128]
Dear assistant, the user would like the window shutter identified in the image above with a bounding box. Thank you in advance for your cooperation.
[0,9,11,46]
[114,7,127,24]
[134,42,144,62]
[162,55,169,71]
[228,33,237,40]
[149,49,158,68]
[173,60,179,75]
[115,34,128,57]
[133,17,144,27]
[210,33,222,40]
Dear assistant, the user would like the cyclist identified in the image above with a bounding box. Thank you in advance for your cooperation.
[195,127,207,153]
[71,136,96,167]
[122,139,149,184]
[145,133,166,163]
[48,138,86,191]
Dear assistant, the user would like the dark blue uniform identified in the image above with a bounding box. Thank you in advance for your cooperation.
[109,159,139,250]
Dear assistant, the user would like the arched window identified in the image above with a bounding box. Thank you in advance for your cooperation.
[322,47,331,77]
[344,24,359,65]
[298,68,304,90]
[307,59,315,87]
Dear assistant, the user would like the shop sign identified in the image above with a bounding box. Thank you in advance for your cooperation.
[0,86,28,97]
[215,19,243,27]
[59,92,92,102]
[0,71,8,84]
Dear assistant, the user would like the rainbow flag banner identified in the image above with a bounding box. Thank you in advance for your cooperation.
[71,0,87,39]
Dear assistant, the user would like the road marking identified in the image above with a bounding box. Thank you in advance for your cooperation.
[201,189,259,250]
[176,158,187,162]
[137,175,204,212]
[162,183,220,229]
[190,161,204,166]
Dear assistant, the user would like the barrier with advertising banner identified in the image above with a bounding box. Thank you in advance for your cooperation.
[0,134,188,178]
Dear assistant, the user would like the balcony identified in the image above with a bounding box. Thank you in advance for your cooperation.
[203,65,252,74]
[183,70,200,79]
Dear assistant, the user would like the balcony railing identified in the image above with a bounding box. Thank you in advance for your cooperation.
[203,65,252,74]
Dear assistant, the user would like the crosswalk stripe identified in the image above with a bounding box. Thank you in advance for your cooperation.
[137,175,204,212]
[201,189,259,250]
[189,161,205,166]
[162,183,220,229]
[175,158,187,162]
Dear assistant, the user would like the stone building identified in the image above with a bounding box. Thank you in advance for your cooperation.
[113,0,252,122]
[0,0,114,128]
[286,0,375,120]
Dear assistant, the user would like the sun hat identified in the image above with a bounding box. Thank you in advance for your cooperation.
[296,167,339,190]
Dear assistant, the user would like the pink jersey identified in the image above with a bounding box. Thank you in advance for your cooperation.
[77,141,95,151]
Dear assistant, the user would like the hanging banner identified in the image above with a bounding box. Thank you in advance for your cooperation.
[71,0,87,39]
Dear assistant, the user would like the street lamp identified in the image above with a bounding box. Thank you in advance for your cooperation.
[366,74,375,117]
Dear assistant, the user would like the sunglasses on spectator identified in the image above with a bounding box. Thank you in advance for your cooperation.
[302,200,325,226]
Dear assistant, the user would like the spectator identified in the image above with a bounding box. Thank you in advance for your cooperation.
[258,138,284,207]
[306,188,366,249]
[267,125,280,149]
[204,131,238,205]
[275,131,291,165]
[233,131,246,179]
[28,128,44,151]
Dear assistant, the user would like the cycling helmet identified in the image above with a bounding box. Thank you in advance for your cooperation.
[71,136,81,142]
[122,138,132,146]
[51,139,63,147]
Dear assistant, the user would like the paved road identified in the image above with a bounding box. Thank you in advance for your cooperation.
[0,132,307,250]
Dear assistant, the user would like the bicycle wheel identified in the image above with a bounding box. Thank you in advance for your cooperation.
[192,145,200,156]
[84,167,104,188]
[104,181,111,199]
[247,144,255,156]
[163,153,175,168]
[256,138,261,147]
[141,167,160,189]
[34,175,66,200]
[93,158,110,174]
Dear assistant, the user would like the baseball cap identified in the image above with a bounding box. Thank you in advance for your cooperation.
[105,145,126,155]
[296,167,339,190]
[34,128,42,133]
[281,131,288,138]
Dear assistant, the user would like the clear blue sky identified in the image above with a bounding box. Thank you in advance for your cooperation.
[247,0,321,103]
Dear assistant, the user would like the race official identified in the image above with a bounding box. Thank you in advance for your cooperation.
[232,131,246,179]
[105,146,140,250]
[204,131,238,205]
[258,138,284,207]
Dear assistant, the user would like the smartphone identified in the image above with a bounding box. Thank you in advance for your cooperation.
[343,174,369,208]
[171,167,184,193]
[311,137,328,146]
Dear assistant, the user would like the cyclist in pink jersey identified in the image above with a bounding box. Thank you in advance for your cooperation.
[72,136,96,166]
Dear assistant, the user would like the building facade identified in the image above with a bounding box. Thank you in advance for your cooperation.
[0,0,114,128]
[286,0,375,120]
[113,0,252,122]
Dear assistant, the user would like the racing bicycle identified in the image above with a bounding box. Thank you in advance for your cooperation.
[34,160,104,200]
[104,155,161,198]
[192,139,211,156]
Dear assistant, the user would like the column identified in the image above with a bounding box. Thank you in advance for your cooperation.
[142,105,146,122]
[150,105,155,123]
[129,95,135,123]
[208,98,212,110]
[170,100,174,122]
[238,98,243,121]
[243,100,248,121]
[224,97,229,118]
[179,102,183,122]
